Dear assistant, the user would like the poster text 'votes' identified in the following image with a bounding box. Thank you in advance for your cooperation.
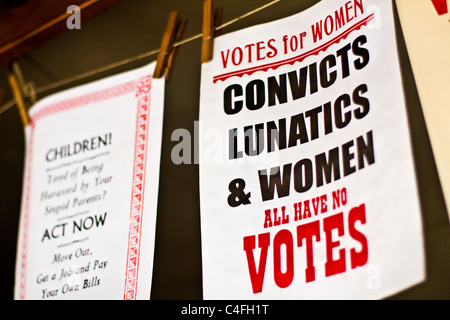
[199,0,424,299]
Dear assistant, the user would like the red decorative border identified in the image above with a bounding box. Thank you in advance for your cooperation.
[17,79,145,300]
[212,13,375,83]
[31,81,136,124]
[18,129,34,300]
[124,75,152,300]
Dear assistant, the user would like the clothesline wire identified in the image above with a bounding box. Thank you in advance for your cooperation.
[0,0,281,115]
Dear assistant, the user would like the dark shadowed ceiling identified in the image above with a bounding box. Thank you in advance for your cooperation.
[0,0,123,66]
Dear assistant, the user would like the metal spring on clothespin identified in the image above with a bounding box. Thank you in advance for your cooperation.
[25,81,38,106]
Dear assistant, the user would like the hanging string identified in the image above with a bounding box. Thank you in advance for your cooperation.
[0,98,16,115]
[0,0,281,116]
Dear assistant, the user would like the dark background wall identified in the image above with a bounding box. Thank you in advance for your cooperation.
[0,0,449,300]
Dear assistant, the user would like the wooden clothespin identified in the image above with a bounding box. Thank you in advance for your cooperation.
[201,0,223,63]
[154,12,187,81]
[214,6,224,37]
[8,61,32,126]
[8,72,30,127]
[165,18,187,82]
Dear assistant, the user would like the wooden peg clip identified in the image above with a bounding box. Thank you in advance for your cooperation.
[7,61,32,126]
[8,72,30,127]
[214,6,224,37]
[165,18,187,82]
[154,11,187,81]
[201,0,223,63]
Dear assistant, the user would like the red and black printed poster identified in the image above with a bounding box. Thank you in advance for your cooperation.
[199,0,425,299]
[14,62,165,300]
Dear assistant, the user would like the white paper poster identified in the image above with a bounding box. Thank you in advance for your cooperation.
[395,0,450,219]
[199,0,425,299]
[14,62,165,300]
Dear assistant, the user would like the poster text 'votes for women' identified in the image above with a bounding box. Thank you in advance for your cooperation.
[199,0,425,299]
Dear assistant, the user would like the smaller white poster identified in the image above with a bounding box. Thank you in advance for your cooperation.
[199,0,425,299]
[14,62,165,300]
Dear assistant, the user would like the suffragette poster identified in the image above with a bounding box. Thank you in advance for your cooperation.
[199,0,425,299]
